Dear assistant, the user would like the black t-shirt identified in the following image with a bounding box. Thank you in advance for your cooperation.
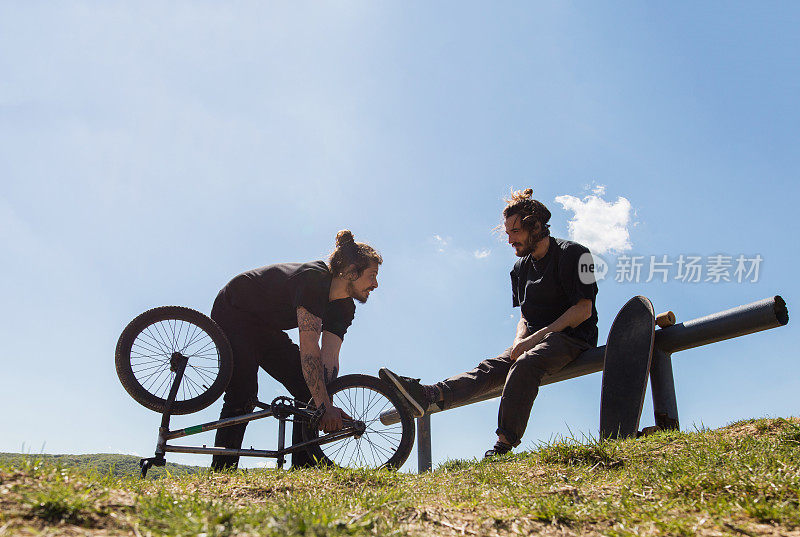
[511,237,599,346]
[220,261,356,340]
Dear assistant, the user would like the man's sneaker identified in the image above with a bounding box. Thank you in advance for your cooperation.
[379,368,430,418]
[484,441,512,459]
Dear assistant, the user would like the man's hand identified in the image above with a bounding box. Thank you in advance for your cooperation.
[508,299,592,361]
[318,404,352,433]
[510,331,545,361]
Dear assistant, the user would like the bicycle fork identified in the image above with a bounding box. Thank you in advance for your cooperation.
[140,352,189,477]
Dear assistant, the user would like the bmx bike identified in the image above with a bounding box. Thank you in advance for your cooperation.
[115,306,415,477]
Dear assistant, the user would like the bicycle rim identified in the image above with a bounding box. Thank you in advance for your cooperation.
[129,317,223,404]
[321,384,407,468]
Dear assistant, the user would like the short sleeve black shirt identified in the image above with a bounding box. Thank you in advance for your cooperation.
[511,237,599,346]
[220,261,356,340]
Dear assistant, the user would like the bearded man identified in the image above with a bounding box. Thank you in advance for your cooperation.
[211,230,381,469]
[380,189,598,457]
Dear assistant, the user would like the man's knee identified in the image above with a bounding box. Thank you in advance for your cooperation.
[515,333,575,377]
[509,353,547,382]
[220,396,257,418]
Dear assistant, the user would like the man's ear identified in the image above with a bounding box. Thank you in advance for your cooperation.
[344,264,359,281]
[525,217,540,235]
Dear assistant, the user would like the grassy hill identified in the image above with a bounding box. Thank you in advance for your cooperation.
[0,452,202,479]
[1,417,798,536]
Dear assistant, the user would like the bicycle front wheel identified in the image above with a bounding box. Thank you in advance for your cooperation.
[302,374,415,470]
[115,306,233,415]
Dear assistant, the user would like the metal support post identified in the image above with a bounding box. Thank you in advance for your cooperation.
[650,348,679,430]
[417,414,432,473]
[276,418,286,469]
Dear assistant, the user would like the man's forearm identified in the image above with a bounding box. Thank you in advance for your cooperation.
[513,317,531,346]
[300,346,331,408]
[544,299,592,335]
[320,331,342,385]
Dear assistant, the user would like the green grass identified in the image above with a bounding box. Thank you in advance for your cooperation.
[1,417,799,535]
[0,452,202,479]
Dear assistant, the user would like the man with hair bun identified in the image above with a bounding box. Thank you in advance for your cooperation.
[210,230,381,470]
[381,189,598,457]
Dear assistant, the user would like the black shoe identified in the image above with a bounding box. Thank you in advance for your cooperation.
[484,441,512,459]
[379,368,429,418]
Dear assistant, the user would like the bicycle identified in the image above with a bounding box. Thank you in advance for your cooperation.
[115,306,415,477]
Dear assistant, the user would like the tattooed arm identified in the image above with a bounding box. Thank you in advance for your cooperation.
[297,306,330,409]
[321,331,342,385]
[297,307,348,432]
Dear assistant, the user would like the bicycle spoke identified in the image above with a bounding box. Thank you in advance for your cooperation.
[362,389,385,419]
[172,320,184,352]
[178,323,200,354]
[190,338,216,357]
[152,322,173,353]
[131,363,170,373]
[136,361,169,381]
[339,390,357,418]
[130,356,169,366]
[159,320,178,352]
[188,361,218,378]
[133,338,168,357]
[365,428,403,445]
[142,366,169,392]
[182,374,205,399]
[187,369,215,388]
[130,353,170,363]
[362,387,379,420]
[364,434,382,465]
[134,336,170,357]
[153,370,174,399]
[141,327,171,355]
[187,363,220,372]
[363,435,394,459]
[327,437,352,462]
[170,319,181,352]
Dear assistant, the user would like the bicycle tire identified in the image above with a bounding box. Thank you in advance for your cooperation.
[115,306,233,415]
[302,374,415,469]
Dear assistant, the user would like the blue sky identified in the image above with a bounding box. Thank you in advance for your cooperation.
[1,2,797,471]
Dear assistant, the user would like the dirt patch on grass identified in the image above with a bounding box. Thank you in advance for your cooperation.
[722,417,800,439]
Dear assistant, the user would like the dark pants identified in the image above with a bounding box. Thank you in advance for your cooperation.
[436,331,591,447]
[210,292,315,469]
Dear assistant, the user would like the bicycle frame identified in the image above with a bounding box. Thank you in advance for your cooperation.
[139,353,365,477]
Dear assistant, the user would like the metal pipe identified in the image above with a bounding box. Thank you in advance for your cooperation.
[649,348,679,430]
[381,295,787,426]
[165,408,274,440]
[164,445,279,458]
[654,295,787,353]
[417,415,432,472]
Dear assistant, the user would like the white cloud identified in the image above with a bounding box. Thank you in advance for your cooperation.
[554,186,634,255]
[433,234,450,253]
[431,235,492,260]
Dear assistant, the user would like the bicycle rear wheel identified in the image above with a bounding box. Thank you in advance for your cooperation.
[115,306,233,415]
[302,374,415,469]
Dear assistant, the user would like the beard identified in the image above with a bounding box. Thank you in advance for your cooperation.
[347,281,371,304]
[513,234,537,257]
[513,227,549,257]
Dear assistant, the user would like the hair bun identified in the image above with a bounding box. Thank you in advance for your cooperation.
[335,229,355,248]
[508,188,534,204]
